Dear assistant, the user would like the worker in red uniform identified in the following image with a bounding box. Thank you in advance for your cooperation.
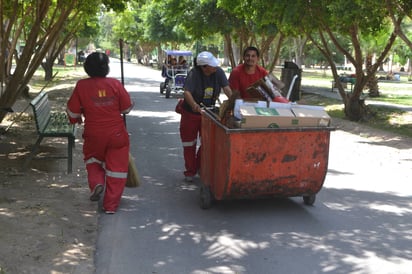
[229,46,269,99]
[180,51,232,182]
[229,46,288,102]
[66,52,133,214]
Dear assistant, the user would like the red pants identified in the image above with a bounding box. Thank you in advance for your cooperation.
[83,128,129,212]
[179,109,201,177]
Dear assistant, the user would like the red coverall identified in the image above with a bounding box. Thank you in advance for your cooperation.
[67,77,132,212]
[180,110,202,177]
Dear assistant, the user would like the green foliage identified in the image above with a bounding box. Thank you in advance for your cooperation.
[326,1,384,32]
[102,0,128,12]
[218,0,281,35]
[140,1,190,44]
[181,0,234,39]
[302,34,349,66]
[112,9,141,43]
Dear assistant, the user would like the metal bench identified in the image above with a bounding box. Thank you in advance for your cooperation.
[331,80,354,92]
[23,91,77,173]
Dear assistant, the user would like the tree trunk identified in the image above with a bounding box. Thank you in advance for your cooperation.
[345,95,368,121]
[268,33,284,73]
[365,53,380,97]
[0,80,29,122]
[157,44,163,69]
[224,33,235,68]
[41,61,54,82]
[293,36,307,68]
[366,75,380,97]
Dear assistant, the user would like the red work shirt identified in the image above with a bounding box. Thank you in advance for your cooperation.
[229,63,268,99]
[67,77,132,134]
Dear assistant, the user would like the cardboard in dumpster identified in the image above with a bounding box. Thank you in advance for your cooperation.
[240,105,298,128]
[239,103,331,128]
[291,105,331,127]
[234,100,267,120]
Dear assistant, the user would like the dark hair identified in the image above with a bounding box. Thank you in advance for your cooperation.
[243,46,260,57]
[84,52,110,77]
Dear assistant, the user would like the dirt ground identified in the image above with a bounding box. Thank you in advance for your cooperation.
[1,88,411,273]
[0,88,96,274]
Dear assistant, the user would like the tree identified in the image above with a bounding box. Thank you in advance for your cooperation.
[218,0,285,70]
[283,0,401,121]
[139,1,192,65]
[0,0,127,123]
[41,5,103,81]
[1,0,80,122]
[386,0,412,46]
[386,0,412,80]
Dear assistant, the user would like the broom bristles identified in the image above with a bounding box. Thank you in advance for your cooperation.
[126,153,141,188]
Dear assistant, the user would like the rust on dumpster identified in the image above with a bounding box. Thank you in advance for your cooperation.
[200,109,334,208]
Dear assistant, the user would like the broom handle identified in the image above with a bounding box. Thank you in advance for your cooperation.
[119,39,127,126]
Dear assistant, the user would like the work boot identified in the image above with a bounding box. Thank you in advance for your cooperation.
[90,184,103,201]
[184,176,194,183]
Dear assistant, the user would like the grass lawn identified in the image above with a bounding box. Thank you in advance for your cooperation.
[300,68,412,106]
[30,66,412,138]
[30,65,86,91]
[296,69,412,138]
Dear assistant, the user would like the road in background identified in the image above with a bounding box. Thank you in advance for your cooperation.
[94,60,412,274]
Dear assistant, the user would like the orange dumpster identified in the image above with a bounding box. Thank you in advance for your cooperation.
[199,109,334,209]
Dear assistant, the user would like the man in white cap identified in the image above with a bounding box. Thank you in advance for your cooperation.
[179,51,232,182]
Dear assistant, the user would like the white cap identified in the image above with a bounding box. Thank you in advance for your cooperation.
[196,51,219,67]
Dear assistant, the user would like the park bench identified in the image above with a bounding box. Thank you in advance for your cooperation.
[331,77,355,93]
[23,91,77,173]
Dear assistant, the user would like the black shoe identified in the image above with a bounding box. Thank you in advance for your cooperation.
[184,176,194,183]
[90,184,103,201]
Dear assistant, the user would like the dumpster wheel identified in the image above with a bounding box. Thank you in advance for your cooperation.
[199,184,213,209]
[303,194,316,206]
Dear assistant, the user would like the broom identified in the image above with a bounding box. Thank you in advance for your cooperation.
[126,152,141,188]
[119,39,141,188]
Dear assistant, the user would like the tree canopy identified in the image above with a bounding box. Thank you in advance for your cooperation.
[0,0,128,122]
[2,0,412,123]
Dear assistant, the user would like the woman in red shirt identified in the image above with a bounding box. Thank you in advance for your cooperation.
[66,52,133,214]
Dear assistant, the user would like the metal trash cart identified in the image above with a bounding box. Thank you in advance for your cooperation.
[199,109,334,209]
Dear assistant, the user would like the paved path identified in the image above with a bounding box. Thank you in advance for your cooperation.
[94,62,412,274]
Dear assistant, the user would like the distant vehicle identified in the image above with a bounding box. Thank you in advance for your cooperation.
[160,50,193,98]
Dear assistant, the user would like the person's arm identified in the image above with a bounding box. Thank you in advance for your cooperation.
[184,90,201,113]
[228,69,240,92]
[117,80,134,113]
[66,108,82,124]
[121,100,135,114]
[66,85,83,124]
[222,85,232,98]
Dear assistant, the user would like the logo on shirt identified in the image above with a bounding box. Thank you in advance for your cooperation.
[204,87,213,99]
[98,90,106,97]
[93,89,114,106]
